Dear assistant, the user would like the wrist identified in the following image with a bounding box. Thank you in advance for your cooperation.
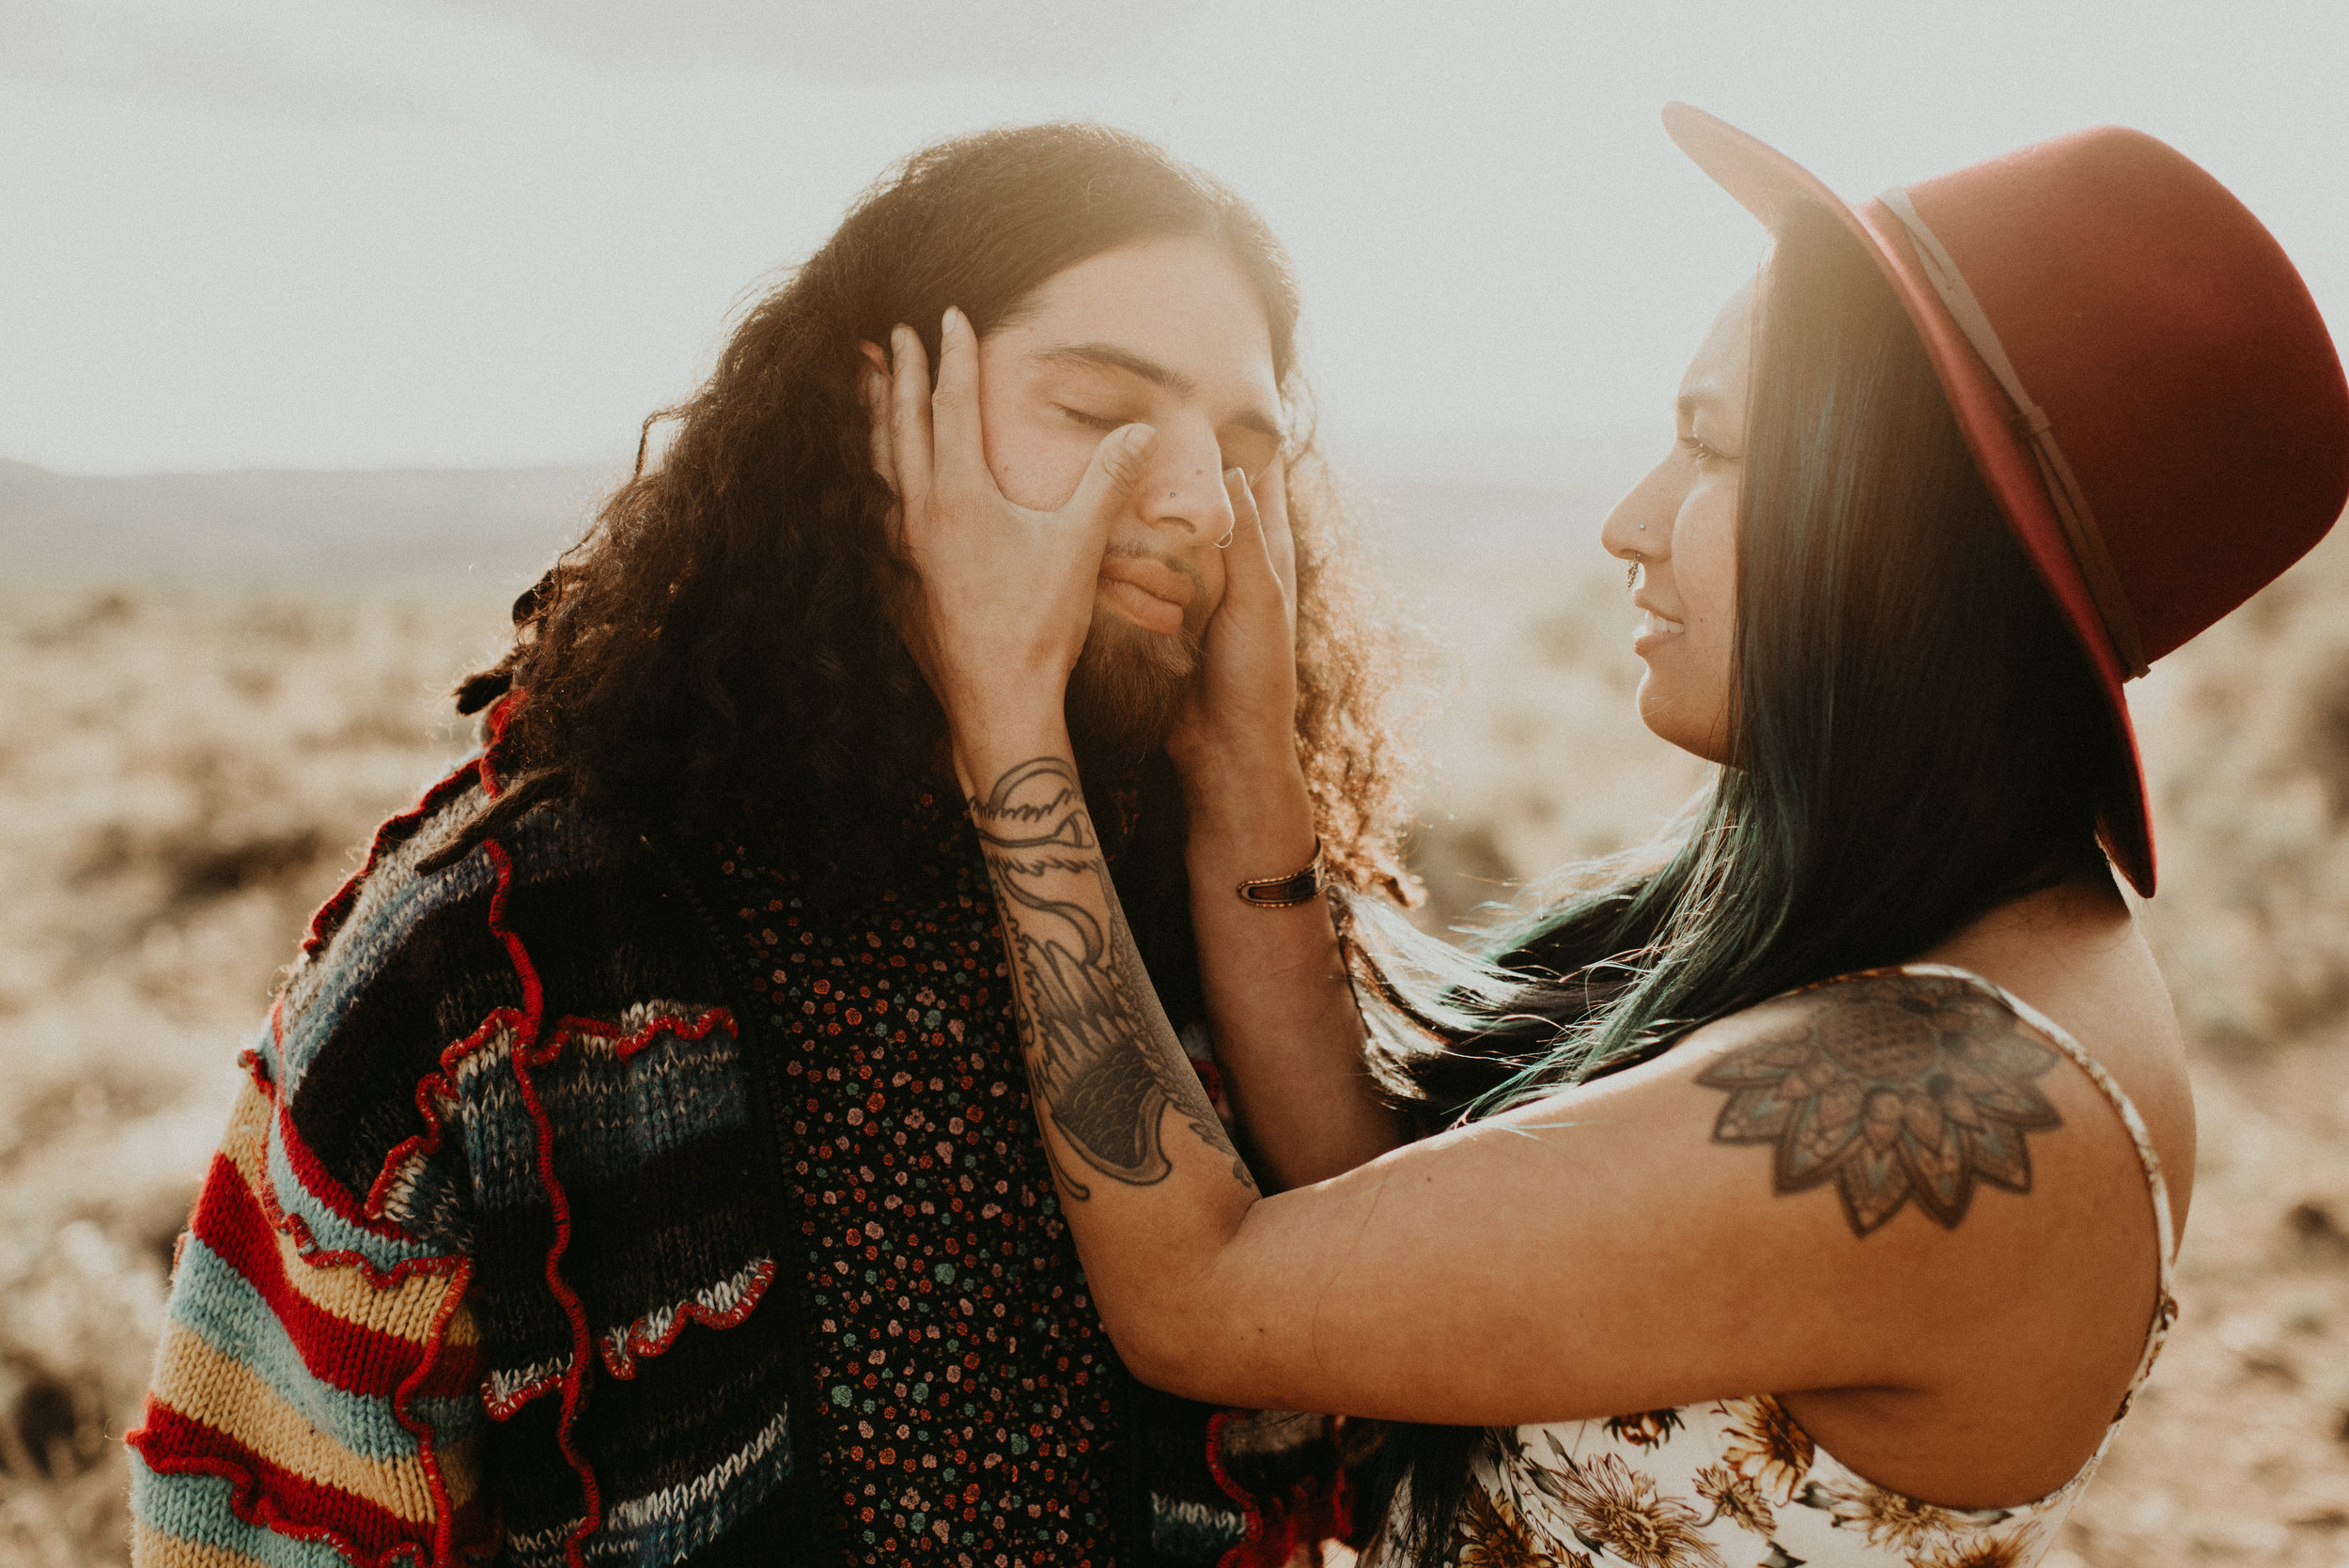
[948,709,1077,804]
[1182,770,1318,878]
[1172,729,1307,806]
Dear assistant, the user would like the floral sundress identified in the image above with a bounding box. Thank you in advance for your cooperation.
[1432,965,2179,1568]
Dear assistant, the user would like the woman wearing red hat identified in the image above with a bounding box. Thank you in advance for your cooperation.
[873,106,2349,1566]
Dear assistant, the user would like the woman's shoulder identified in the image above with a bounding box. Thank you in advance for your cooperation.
[1674,965,2106,1239]
[1662,877,2188,1252]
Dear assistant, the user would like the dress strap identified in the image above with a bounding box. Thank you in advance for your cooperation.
[1898,962,2179,1402]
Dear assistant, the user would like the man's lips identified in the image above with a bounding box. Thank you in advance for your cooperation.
[1097,556,1193,636]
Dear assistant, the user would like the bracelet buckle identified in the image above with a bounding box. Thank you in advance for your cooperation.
[1236,839,1325,908]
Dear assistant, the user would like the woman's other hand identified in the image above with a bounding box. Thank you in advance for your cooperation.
[1168,459,1301,782]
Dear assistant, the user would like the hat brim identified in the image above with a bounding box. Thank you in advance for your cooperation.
[1661,102,2155,895]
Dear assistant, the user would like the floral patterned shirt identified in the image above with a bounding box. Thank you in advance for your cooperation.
[716,799,1127,1564]
[1434,966,2178,1568]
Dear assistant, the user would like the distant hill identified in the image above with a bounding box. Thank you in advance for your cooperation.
[0,459,615,588]
[0,453,1626,588]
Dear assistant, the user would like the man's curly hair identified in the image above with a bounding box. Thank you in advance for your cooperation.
[440,123,1414,908]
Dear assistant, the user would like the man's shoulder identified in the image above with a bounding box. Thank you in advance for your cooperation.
[283,760,651,1014]
[264,760,726,1188]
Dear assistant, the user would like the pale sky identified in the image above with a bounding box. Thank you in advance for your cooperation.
[7,0,2347,487]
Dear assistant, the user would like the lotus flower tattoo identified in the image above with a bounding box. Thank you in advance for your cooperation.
[1698,971,2063,1236]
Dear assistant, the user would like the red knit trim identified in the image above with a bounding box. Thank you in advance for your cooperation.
[264,993,440,1247]
[303,683,521,960]
[127,1411,423,1565]
[545,1003,739,1061]
[482,1359,569,1422]
[190,1144,476,1401]
[304,760,486,959]
[477,689,522,797]
[127,1402,492,1568]
[406,1252,482,1567]
[1203,1409,1264,1568]
[482,834,601,1568]
[362,1007,531,1222]
[131,1055,490,1564]
[598,1257,776,1380]
[238,1001,455,1290]
[1204,1411,1351,1568]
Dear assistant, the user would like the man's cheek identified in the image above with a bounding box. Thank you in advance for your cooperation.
[984,418,1090,511]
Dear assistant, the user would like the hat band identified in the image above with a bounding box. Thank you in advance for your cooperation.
[1876,186,2151,678]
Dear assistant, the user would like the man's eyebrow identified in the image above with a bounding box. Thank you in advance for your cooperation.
[1035,342,1286,442]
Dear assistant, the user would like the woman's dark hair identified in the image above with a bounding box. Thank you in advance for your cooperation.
[1360,198,2131,1559]
[434,122,1412,905]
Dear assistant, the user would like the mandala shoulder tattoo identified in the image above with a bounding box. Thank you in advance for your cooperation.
[1696,970,2063,1237]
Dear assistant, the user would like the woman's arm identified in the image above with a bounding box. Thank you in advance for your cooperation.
[1165,463,1403,1188]
[957,757,2156,1449]
[880,306,2159,1451]
[1175,739,1402,1188]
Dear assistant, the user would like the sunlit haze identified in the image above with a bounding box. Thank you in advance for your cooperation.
[7,0,2346,494]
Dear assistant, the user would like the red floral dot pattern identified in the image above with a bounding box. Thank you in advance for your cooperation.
[718,796,1117,1566]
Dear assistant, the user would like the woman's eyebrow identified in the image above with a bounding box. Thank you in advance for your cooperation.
[1034,341,1284,442]
[1677,389,1725,423]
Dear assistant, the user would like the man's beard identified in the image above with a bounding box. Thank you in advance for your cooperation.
[1064,603,1201,781]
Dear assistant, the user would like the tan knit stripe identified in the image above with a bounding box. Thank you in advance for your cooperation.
[218,1081,473,1348]
[129,1522,274,1568]
[148,1324,438,1523]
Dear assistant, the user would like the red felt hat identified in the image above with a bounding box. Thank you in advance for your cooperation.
[1662,102,2349,895]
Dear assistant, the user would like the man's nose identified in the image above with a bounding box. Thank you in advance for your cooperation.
[1133,424,1235,539]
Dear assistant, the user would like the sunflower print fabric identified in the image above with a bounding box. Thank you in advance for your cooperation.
[1443,967,2178,1568]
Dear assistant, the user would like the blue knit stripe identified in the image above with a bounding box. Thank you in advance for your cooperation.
[168,1236,482,1462]
[276,831,506,1098]
[503,1409,793,1568]
[262,1113,441,1275]
[534,1029,750,1173]
[128,1453,372,1568]
[453,1045,543,1215]
[1151,1493,1249,1560]
[449,1021,747,1215]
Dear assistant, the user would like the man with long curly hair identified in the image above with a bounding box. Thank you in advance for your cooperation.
[128,124,1415,1567]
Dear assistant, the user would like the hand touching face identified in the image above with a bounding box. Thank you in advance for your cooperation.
[867,235,1290,765]
[1599,282,1753,764]
[972,236,1286,656]
[862,236,1299,771]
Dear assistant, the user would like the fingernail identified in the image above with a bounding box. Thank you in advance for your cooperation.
[1224,467,1246,487]
[942,306,962,334]
[1128,425,1160,455]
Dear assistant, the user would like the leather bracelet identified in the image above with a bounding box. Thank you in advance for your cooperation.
[1236,839,1325,908]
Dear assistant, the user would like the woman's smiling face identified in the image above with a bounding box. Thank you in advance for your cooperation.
[1598,281,1753,764]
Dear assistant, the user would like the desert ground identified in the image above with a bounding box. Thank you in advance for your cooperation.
[3,481,2348,1565]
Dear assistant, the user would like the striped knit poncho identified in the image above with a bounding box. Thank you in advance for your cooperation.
[126,742,1351,1568]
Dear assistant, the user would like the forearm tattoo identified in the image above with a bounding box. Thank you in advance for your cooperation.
[1699,970,2062,1237]
[970,756,1254,1203]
